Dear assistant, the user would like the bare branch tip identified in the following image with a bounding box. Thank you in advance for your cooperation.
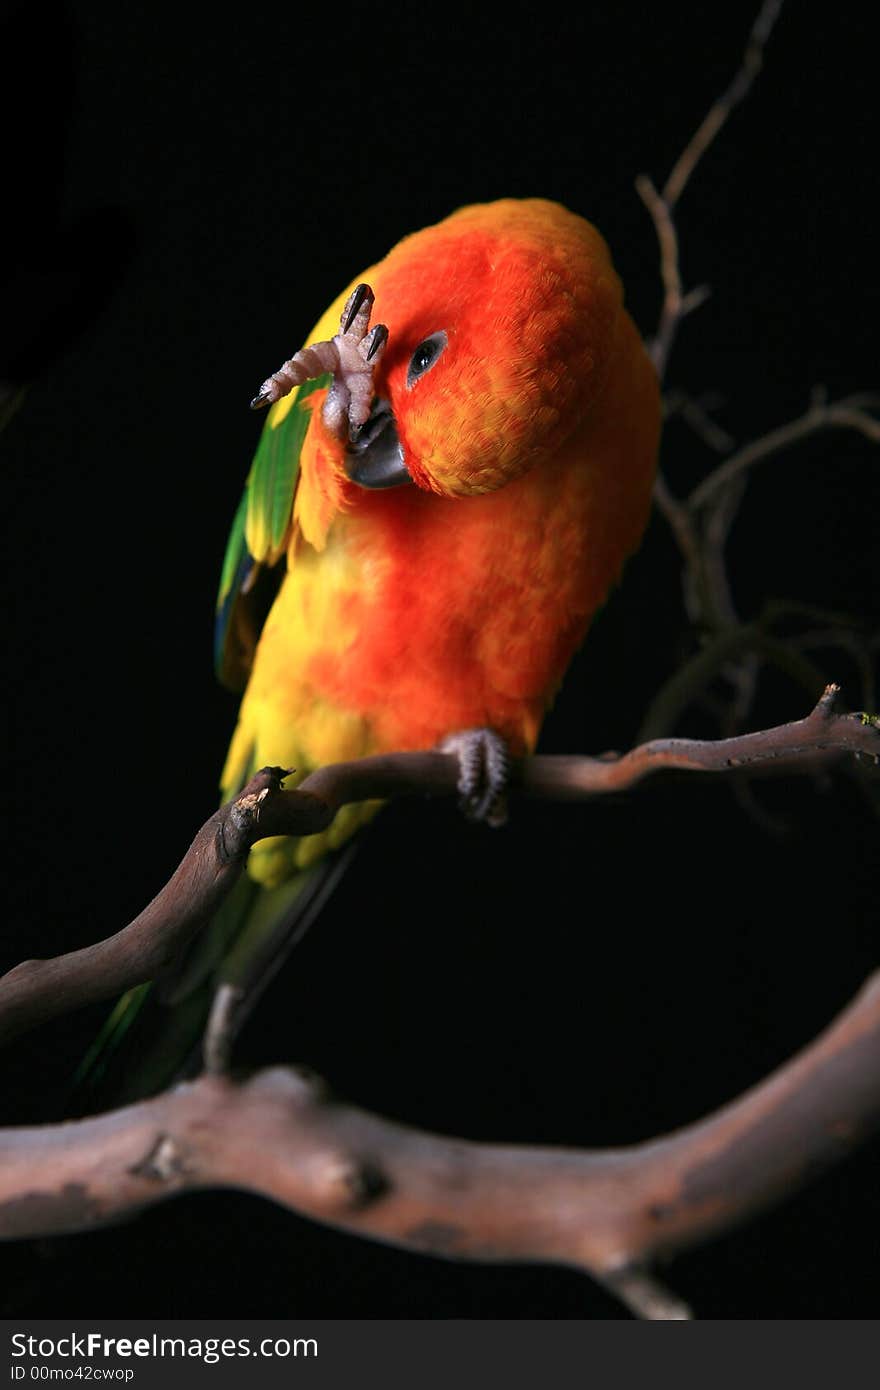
[816,682,842,716]
[681,284,712,315]
[203,983,246,1074]
[602,1266,693,1321]
[634,172,657,198]
[252,765,291,791]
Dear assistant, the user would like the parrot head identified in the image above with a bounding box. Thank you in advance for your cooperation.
[342,199,627,499]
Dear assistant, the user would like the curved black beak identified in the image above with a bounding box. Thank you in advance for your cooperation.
[345,398,411,489]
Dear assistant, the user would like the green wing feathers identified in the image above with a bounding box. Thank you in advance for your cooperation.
[215,374,330,690]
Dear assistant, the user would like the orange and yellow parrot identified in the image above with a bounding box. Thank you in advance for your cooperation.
[84,197,660,1095]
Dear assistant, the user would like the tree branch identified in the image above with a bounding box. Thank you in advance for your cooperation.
[687,395,880,513]
[663,0,785,210]
[0,686,876,1050]
[646,391,880,737]
[633,2,877,756]
[637,0,785,383]
[1,965,878,1320]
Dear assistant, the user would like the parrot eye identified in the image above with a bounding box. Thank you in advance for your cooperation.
[406,331,447,388]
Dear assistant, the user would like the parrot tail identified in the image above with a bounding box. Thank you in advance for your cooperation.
[70,849,354,1111]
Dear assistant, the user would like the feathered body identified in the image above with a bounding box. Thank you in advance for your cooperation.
[221,199,660,885]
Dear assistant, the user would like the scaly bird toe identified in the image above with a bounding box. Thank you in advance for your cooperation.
[439,727,511,827]
[248,281,388,435]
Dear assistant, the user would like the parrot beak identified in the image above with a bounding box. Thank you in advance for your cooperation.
[345,398,411,489]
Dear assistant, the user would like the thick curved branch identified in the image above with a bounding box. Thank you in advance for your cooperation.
[0,686,876,1049]
[1,967,878,1321]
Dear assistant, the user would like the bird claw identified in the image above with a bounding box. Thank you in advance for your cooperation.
[340,282,373,336]
[439,727,510,827]
[362,322,388,363]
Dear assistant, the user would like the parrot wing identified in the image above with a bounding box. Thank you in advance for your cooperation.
[215,373,330,690]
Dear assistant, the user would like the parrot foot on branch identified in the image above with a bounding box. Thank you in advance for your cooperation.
[439,727,511,828]
[250,281,389,443]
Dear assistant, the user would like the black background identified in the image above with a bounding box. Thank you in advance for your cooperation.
[2,0,878,1319]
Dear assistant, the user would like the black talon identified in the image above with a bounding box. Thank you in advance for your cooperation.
[366,324,389,361]
[250,390,270,410]
[342,283,372,334]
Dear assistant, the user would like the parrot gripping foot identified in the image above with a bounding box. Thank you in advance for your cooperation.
[439,727,510,828]
[249,281,389,445]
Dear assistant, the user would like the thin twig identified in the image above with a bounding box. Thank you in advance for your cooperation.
[664,390,736,454]
[688,397,880,512]
[636,0,792,664]
[637,634,828,743]
[663,0,785,210]
[635,174,685,380]
[637,2,787,685]
[637,1,785,382]
[600,1269,693,1322]
[646,392,879,736]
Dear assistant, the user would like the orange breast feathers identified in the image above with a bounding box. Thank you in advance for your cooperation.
[225,198,660,799]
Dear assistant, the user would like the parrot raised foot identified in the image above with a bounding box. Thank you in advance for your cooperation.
[250,280,389,444]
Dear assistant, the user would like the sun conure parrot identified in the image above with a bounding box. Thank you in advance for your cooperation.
[80,197,660,1099]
